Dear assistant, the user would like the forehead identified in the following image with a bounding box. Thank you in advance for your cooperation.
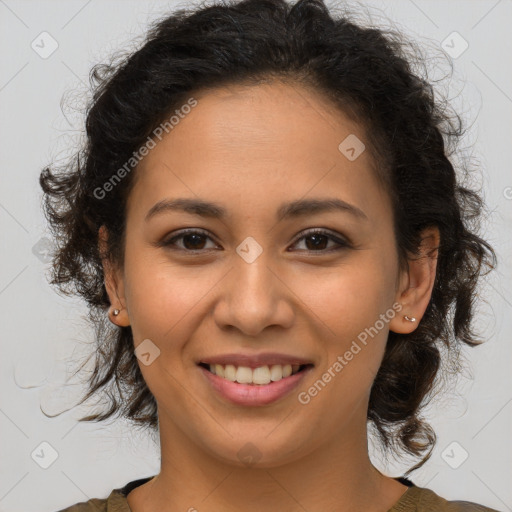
[129,81,391,224]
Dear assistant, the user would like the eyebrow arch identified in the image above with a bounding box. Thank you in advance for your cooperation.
[144,197,368,223]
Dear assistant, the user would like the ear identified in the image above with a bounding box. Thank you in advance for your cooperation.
[98,225,130,327]
[389,226,440,334]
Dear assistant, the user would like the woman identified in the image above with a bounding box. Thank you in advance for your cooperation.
[40,0,499,510]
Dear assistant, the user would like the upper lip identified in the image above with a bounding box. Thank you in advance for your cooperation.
[198,352,314,369]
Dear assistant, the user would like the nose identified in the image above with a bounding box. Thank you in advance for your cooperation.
[213,249,295,337]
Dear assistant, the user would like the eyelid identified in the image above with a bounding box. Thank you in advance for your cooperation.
[160,227,351,253]
[291,227,351,246]
[162,228,220,250]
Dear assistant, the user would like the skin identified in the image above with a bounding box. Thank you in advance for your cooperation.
[99,81,439,512]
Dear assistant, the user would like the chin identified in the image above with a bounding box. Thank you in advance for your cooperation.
[201,430,313,469]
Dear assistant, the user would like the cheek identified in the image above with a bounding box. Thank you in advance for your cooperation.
[293,255,396,334]
[293,255,396,385]
[296,265,393,420]
[123,249,223,348]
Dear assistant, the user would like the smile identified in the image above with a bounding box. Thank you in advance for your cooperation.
[199,362,312,385]
[198,362,314,406]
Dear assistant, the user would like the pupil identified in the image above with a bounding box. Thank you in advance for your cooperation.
[306,234,327,250]
[184,234,205,250]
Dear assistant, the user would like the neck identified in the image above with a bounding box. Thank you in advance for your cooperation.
[130,412,408,512]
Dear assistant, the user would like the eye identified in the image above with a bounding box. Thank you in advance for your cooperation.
[161,229,219,252]
[160,228,350,253]
[289,229,350,253]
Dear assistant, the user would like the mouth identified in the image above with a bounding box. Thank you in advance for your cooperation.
[198,362,314,385]
[198,361,314,406]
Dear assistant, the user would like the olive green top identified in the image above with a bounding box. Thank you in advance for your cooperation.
[56,476,501,511]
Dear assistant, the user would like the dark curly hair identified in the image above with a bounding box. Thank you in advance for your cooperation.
[39,0,496,474]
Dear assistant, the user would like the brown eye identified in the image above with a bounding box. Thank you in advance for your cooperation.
[290,229,350,253]
[160,228,350,254]
[162,229,218,252]
[182,233,207,250]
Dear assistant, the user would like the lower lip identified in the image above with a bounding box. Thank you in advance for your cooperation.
[199,365,312,406]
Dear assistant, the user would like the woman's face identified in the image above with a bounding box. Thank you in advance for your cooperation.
[107,81,410,467]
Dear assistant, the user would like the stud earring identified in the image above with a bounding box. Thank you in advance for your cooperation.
[113,308,120,316]
[404,315,416,322]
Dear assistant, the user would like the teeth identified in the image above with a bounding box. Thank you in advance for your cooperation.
[235,366,253,384]
[270,365,282,381]
[214,364,225,378]
[206,363,302,384]
[224,364,236,381]
[253,366,271,385]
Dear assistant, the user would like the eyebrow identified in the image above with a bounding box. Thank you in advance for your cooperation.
[144,197,368,223]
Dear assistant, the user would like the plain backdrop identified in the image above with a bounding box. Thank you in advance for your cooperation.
[0,1,511,511]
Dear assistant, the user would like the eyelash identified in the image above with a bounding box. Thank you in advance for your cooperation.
[161,228,351,254]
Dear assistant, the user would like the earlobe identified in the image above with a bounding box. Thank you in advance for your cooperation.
[389,226,440,334]
[108,305,130,327]
[98,225,131,327]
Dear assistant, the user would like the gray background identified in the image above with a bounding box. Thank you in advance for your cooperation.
[0,0,511,511]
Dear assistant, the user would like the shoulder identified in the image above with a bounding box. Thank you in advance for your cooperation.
[391,485,502,512]
[55,498,108,512]
[55,476,154,512]
[55,489,125,512]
